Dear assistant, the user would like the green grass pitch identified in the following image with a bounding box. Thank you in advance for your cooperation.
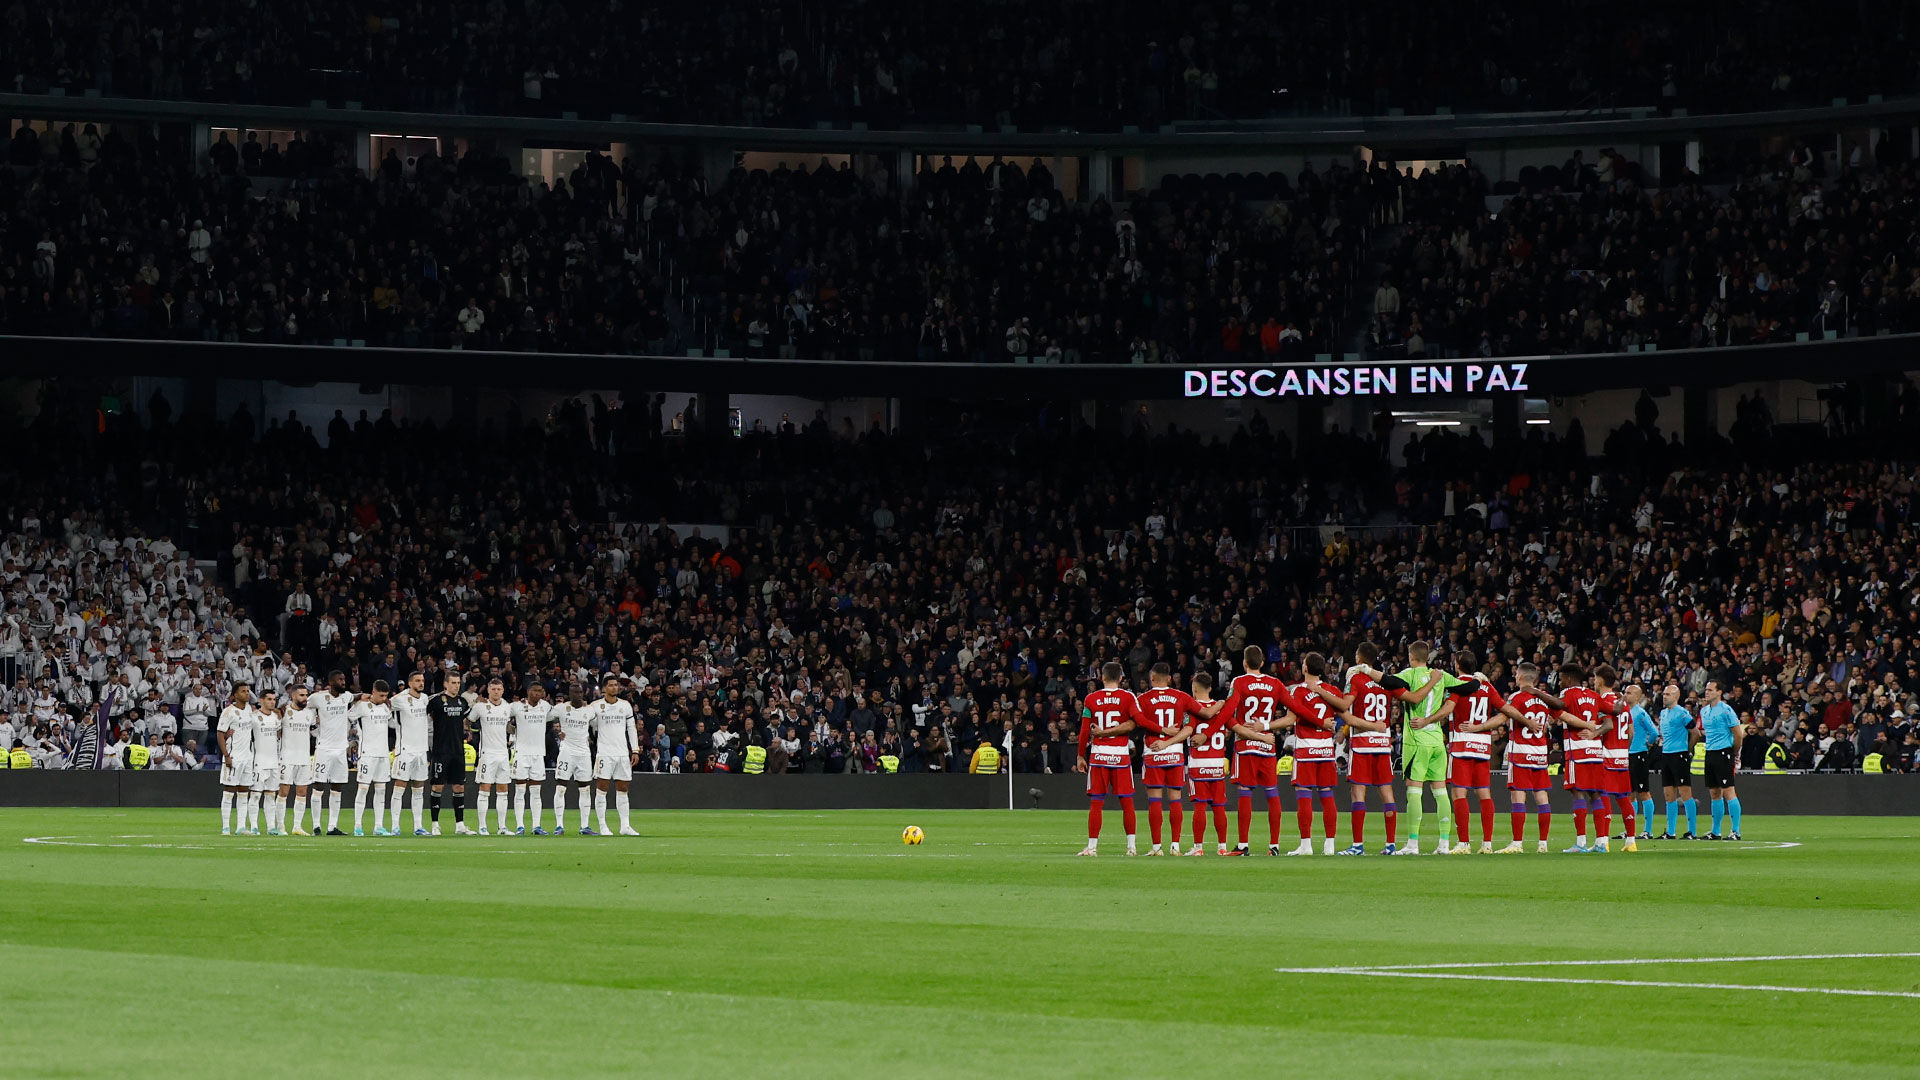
[2,809,1917,1079]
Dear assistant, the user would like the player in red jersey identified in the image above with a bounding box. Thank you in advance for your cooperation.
[1285,652,1346,856]
[1181,672,1234,855]
[1223,645,1294,856]
[1076,662,1145,856]
[1305,642,1438,855]
[1531,664,1610,852]
[1134,663,1225,856]
[1431,652,1525,854]
[1498,662,1567,853]
[1590,666,1638,852]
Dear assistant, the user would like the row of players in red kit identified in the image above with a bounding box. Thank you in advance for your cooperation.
[1073,643,1644,856]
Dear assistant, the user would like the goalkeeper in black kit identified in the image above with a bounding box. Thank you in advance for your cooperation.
[427,671,474,835]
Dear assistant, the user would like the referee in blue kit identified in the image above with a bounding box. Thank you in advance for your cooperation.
[1656,683,1698,839]
[1699,680,1743,840]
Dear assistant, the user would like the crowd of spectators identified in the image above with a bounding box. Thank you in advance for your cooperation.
[1368,145,1920,359]
[0,123,1366,363]
[4,1,1918,127]
[14,118,1920,364]
[6,379,1920,776]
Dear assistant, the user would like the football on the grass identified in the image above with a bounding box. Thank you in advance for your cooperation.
[902,825,925,845]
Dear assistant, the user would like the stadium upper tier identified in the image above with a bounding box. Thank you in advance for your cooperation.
[6,122,1920,366]
[1,0,1914,129]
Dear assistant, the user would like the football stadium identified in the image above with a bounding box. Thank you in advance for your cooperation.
[3,2,1920,1076]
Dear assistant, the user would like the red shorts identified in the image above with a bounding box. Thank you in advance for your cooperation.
[1448,757,1492,789]
[1142,764,1186,789]
[1189,779,1227,805]
[1346,753,1394,786]
[1565,760,1599,792]
[1232,755,1278,789]
[1086,766,1135,799]
[1598,768,1630,796]
[1508,765,1551,791]
[1292,760,1337,789]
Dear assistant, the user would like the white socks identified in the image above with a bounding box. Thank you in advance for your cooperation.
[411,787,426,831]
[325,791,341,831]
[595,788,610,832]
[616,789,630,831]
[243,792,259,831]
[496,791,508,833]
[578,789,591,831]
[513,786,526,831]
[310,793,323,832]
[221,791,234,830]
[528,785,543,831]
[355,785,371,831]
[475,790,489,827]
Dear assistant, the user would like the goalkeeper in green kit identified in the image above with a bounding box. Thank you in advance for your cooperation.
[1395,641,1465,854]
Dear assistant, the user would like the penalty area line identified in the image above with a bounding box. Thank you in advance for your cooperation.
[1270,967,1920,999]
[1303,951,1920,972]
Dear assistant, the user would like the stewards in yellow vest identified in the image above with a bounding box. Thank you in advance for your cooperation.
[10,746,33,769]
[127,743,151,769]
[1862,744,1887,774]
[878,754,900,773]
[463,741,477,774]
[743,744,768,774]
[1691,742,1707,774]
[969,742,1001,774]
[1764,741,1788,772]
[1277,753,1295,776]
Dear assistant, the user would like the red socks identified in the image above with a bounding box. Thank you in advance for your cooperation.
[1617,797,1635,836]
[1148,799,1163,846]
[1237,795,1253,845]
[1088,800,1103,838]
[1169,800,1184,844]
[1537,808,1552,841]
[1120,797,1136,837]
[1452,796,1471,843]
[1296,794,1314,840]
[1510,804,1527,842]
[1266,795,1283,846]
[1478,797,1495,843]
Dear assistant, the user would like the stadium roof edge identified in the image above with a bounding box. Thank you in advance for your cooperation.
[4,92,1919,151]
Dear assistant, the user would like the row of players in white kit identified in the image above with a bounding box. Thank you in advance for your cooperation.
[216,674,643,836]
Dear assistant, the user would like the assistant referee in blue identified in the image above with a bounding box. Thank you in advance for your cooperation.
[1656,683,1698,839]
[1699,680,1742,839]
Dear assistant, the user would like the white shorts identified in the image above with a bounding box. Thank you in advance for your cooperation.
[554,754,592,783]
[251,763,280,792]
[392,751,429,783]
[220,758,255,788]
[280,760,314,787]
[358,754,392,784]
[476,755,513,785]
[511,757,547,782]
[593,755,632,782]
[313,749,350,785]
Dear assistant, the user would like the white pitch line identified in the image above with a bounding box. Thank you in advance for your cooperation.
[1298,952,1920,972]
[1270,968,1920,999]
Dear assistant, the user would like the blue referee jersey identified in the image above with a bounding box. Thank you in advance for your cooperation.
[1658,706,1693,754]
[1629,705,1656,753]
[1700,701,1739,750]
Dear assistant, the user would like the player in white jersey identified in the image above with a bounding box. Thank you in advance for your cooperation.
[551,683,594,834]
[351,681,396,835]
[590,676,640,835]
[510,682,553,835]
[473,678,514,834]
[252,691,285,835]
[390,672,434,835]
[310,670,356,835]
[278,686,316,835]
[216,684,257,835]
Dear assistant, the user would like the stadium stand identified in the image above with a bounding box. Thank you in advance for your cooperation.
[3,1,1916,125]
[4,384,1920,776]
